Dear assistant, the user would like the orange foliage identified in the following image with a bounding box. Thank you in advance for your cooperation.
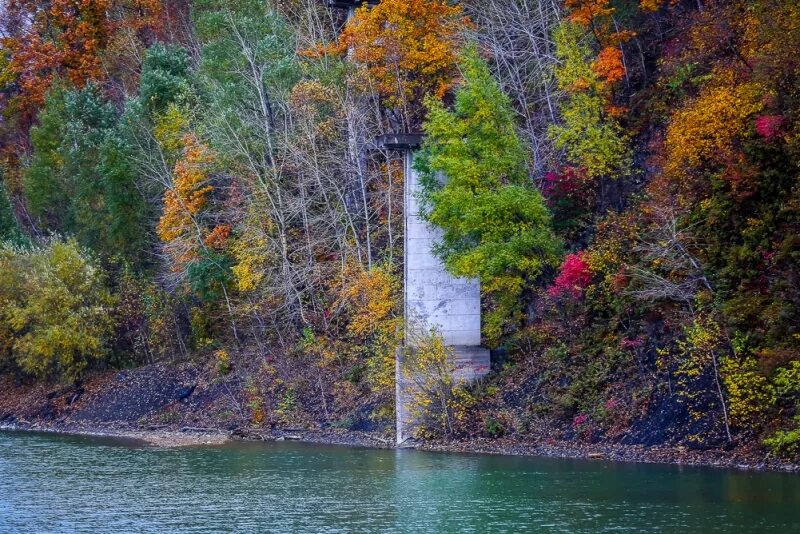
[639,0,665,12]
[593,46,626,84]
[663,70,764,181]
[3,0,112,114]
[335,0,467,127]
[565,0,614,27]
[157,134,214,246]
[1,0,166,121]
[564,0,633,111]
[204,224,232,250]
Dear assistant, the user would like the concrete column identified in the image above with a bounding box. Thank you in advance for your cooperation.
[397,150,490,444]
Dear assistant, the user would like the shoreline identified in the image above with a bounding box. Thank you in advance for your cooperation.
[3,420,798,473]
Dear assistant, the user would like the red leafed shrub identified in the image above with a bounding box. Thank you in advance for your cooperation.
[542,166,589,205]
[572,413,589,428]
[548,252,592,299]
[754,114,784,140]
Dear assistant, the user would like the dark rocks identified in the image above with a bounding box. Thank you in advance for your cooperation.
[176,385,196,402]
[40,403,55,420]
[70,364,200,423]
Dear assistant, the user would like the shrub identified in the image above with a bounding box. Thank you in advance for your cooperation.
[548,251,593,299]
[764,417,800,458]
[402,329,475,437]
[720,355,771,427]
[484,416,505,438]
[0,240,116,383]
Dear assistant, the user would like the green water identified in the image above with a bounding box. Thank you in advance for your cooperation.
[1,431,799,533]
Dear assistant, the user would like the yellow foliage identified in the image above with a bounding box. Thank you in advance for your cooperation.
[402,329,474,437]
[230,200,274,293]
[664,70,764,180]
[721,355,771,427]
[584,212,639,277]
[157,133,216,266]
[338,264,402,392]
[339,264,399,338]
[0,240,116,383]
[153,105,190,153]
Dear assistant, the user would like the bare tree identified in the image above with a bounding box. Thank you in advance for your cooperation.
[628,204,732,442]
[628,206,713,309]
[463,0,563,177]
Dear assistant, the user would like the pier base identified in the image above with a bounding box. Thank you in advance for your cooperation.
[396,346,490,444]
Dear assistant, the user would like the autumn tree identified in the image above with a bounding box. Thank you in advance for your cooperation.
[662,69,764,204]
[0,0,167,122]
[336,263,402,392]
[0,239,116,383]
[549,20,630,181]
[336,0,467,131]
[418,48,560,344]
[156,123,233,301]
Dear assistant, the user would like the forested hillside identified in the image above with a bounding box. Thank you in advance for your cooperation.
[1,0,799,459]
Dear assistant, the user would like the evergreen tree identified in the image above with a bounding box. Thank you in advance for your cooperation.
[25,84,148,264]
[417,47,561,343]
[138,43,192,116]
[0,182,23,244]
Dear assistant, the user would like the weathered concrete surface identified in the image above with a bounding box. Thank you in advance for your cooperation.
[398,151,490,443]
[404,152,484,348]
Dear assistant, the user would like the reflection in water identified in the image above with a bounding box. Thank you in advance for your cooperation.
[1,430,799,533]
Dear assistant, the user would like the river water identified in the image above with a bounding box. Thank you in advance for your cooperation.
[1,430,799,533]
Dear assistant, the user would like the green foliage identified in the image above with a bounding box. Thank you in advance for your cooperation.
[99,133,150,266]
[772,361,800,401]
[763,362,800,457]
[196,0,298,160]
[483,416,505,438]
[0,240,116,383]
[25,84,72,232]
[188,250,235,303]
[548,21,630,179]
[417,47,560,343]
[763,418,800,458]
[139,44,192,115]
[0,182,23,245]
[24,84,148,264]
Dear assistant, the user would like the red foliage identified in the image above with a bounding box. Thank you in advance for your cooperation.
[542,166,590,206]
[548,252,593,299]
[619,337,643,350]
[609,266,629,293]
[754,114,784,140]
[572,413,589,428]
[2,0,168,123]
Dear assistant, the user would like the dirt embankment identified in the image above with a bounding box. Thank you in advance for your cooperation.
[1,363,798,472]
[0,363,391,449]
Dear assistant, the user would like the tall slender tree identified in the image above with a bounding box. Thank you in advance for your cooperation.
[417,48,561,343]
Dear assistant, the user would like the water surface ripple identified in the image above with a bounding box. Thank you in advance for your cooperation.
[1,431,798,532]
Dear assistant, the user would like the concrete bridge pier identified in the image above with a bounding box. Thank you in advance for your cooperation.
[378,134,491,445]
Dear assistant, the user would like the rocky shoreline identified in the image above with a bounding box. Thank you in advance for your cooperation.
[2,366,798,473]
[3,417,798,473]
